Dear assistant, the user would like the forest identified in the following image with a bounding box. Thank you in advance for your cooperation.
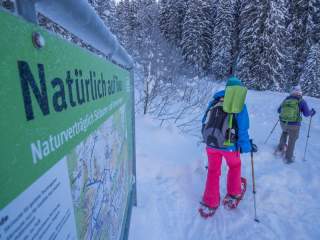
[1,0,319,117]
[90,0,320,97]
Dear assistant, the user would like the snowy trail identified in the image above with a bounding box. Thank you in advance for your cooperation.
[129,90,320,240]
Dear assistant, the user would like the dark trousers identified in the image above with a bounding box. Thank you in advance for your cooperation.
[278,122,300,161]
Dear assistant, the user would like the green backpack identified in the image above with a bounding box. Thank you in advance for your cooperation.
[280,98,302,122]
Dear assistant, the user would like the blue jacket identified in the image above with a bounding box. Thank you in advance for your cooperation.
[202,90,252,153]
[277,95,313,126]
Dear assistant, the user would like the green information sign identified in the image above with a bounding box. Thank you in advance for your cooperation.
[0,10,135,240]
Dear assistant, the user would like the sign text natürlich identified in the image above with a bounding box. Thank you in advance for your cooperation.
[18,61,123,121]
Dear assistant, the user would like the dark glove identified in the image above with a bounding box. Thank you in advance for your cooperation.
[311,108,316,117]
[251,143,258,153]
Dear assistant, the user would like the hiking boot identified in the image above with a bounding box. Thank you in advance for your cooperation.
[198,202,218,218]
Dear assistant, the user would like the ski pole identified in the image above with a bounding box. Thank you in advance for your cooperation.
[303,116,313,161]
[264,120,279,144]
[250,139,259,223]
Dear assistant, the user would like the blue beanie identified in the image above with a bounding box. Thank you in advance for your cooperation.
[226,76,243,87]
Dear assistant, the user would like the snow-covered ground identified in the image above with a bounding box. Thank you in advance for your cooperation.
[129,89,320,240]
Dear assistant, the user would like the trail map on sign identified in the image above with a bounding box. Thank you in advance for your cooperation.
[67,106,130,240]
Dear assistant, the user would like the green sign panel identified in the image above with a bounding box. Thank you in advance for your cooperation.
[0,10,134,240]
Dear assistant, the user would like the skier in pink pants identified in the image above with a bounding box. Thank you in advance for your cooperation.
[199,77,257,218]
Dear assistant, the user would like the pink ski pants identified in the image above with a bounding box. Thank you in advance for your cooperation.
[202,147,242,208]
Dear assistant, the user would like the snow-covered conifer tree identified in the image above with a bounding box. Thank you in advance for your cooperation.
[235,0,265,89]
[285,0,309,87]
[181,0,213,73]
[300,0,320,97]
[211,0,237,80]
[115,0,139,52]
[301,44,320,97]
[259,0,289,90]
[159,0,187,47]
[307,0,320,46]
[89,0,117,33]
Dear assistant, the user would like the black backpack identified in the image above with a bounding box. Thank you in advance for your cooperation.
[202,101,238,148]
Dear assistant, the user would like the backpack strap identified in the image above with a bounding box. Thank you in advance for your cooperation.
[224,113,234,146]
[297,97,303,121]
[202,98,219,125]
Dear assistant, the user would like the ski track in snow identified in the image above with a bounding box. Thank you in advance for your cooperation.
[129,90,320,240]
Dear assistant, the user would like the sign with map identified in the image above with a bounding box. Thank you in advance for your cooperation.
[0,10,135,240]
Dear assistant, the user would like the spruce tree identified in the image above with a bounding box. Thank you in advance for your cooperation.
[235,0,266,89]
[301,44,320,98]
[285,0,309,87]
[159,0,187,47]
[307,0,320,46]
[181,0,213,73]
[259,0,288,90]
[115,0,138,52]
[300,0,320,97]
[211,0,237,80]
[89,0,117,31]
